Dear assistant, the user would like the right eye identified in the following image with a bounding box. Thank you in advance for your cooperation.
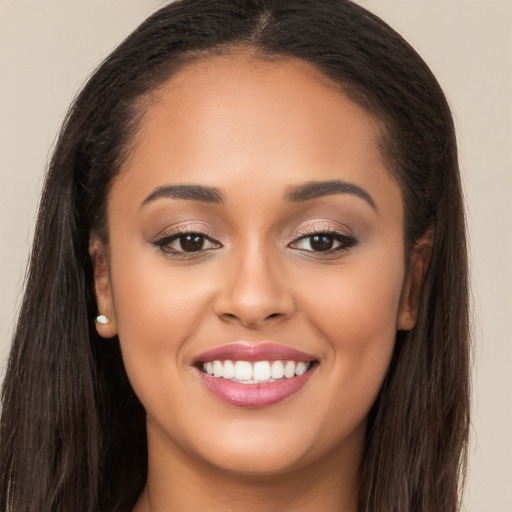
[153,231,222,256]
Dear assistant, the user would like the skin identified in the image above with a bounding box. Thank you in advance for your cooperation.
[91,52,429,511]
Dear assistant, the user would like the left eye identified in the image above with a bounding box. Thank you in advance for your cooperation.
[155,233,220,254]
[291,232,356,253]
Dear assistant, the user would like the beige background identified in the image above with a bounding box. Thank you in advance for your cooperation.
[1,1,511,510]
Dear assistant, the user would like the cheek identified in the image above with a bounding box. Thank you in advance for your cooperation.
[107,246,213,396]
[299,251,404,413]
[318,269,402,352]
[111,241,212,329]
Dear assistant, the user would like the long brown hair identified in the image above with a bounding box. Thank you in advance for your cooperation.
[1,1,470,510]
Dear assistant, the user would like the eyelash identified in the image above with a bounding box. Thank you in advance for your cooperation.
[153,226,222,259]
[152,226,358,258]
[288,226,358,255]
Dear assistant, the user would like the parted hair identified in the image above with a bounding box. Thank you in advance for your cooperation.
[0,1,470,511]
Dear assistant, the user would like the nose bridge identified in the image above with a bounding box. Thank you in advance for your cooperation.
[215,235,294,327]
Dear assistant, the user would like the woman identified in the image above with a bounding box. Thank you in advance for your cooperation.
[0,0,470,511]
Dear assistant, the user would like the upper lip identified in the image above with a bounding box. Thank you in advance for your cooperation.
[193,342,316,364]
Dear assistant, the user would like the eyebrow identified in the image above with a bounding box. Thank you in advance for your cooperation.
[140,179,377,211]
[141,184,225,207]
[286,180,377,212]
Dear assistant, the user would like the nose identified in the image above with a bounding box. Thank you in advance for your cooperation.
[213,244,296,329]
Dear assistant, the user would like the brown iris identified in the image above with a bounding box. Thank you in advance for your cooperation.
[180,234,205,252]
[310,235,334,251]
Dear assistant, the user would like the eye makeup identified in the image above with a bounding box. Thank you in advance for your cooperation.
[289,225,359,256]
[152,224,222,259]
[151,222,359,261]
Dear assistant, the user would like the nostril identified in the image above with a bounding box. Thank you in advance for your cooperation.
[217,310,285,328]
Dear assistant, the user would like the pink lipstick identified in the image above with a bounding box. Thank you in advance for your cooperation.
[193,342,317,408]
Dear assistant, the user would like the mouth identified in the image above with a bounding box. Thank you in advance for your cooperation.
[193,342,318,407]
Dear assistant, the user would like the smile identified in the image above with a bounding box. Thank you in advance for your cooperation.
[194,342,317,407]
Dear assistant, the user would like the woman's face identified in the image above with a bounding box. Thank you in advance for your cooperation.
[94,53,417,476]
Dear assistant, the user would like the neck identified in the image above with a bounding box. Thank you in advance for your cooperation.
[133,420,363,512]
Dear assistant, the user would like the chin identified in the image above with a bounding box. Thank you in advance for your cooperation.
[200,442,314,477]
[180,411,365,478]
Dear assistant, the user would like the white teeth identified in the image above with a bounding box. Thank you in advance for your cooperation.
[234,361,253,381]
[223,360,235,379]
[284,361,295,379]
[253,361,271,382]
[201,359,311,383]
[295,361,308,376]
[271,360,284,379]
[213,360,223,378]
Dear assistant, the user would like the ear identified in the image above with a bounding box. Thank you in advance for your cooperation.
[89,235,117,338]
[397,227,434,331]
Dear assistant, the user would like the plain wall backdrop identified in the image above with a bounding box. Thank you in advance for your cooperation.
[1,1,511,510]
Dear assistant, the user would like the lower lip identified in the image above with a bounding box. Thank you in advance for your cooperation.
[197,366,315,408]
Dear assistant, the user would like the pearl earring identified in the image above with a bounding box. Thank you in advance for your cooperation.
[95,314,111,325]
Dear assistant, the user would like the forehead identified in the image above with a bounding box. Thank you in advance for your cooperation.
[114,52,399,216]
[138,52,383,159]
